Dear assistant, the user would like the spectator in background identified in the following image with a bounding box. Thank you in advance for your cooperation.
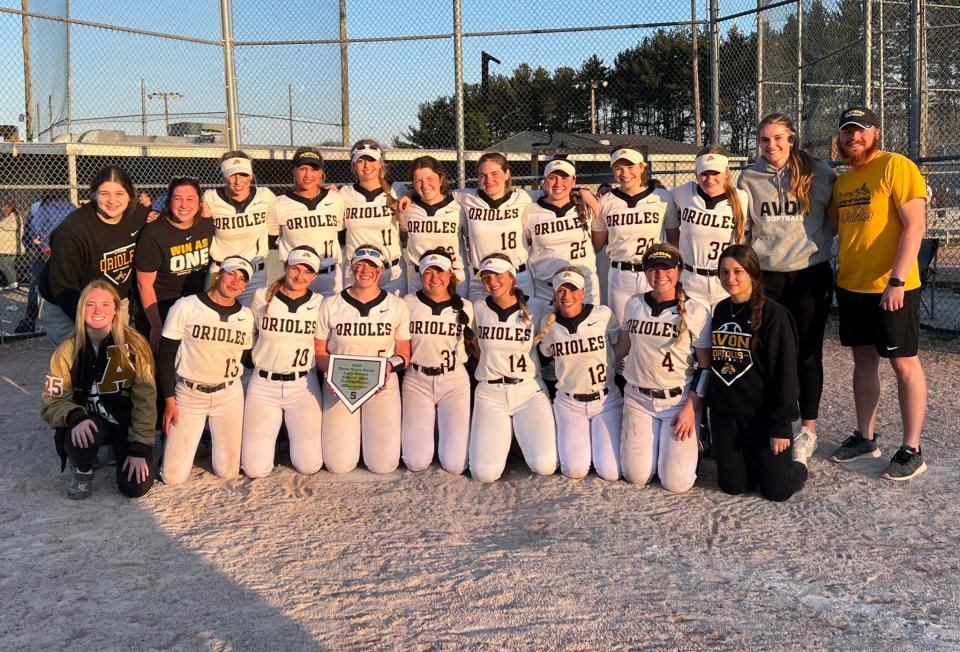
[138,191,153,208]
[15,191,75,333]
[0,201,21,289]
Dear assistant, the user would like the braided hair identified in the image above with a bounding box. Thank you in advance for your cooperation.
[642,242,690,344]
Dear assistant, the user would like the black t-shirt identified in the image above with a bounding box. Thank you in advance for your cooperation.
[135,216,215,303]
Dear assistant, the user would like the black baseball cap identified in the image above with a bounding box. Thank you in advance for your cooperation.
[838,106,879,130]
[642,248,682,271]
[292,147,324,169]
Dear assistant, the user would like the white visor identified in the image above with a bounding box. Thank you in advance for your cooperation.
[610,148,644,167]
[695,153,729,175]
[220,255,254,280]
[419,252,452,273]
[476,257,515,278]
[221,157,253,178]
[351,146,383,165]
[286,247,320,273]
[351,247,386,268]
[544,159,576,178]
[553,269,585,290]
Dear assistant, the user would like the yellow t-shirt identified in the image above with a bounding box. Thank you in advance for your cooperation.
[832,151,926,293]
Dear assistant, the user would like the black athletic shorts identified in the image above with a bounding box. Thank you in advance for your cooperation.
[836,287,920,358]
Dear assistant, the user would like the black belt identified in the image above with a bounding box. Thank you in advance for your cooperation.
[635,386,683,399]
[388,257,401,268]
[182,379,231,393]
[611,260,644,272]
[258,369,308,381]
[316,264,336,275]
[412,363,454,376]
[487,376,523,385]
[568,387,609,402]
[683,263,717,277]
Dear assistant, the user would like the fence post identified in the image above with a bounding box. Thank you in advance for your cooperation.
[796,0,803,141]
[692,0,701,147]
[863,0,872,108]
[908,0,923,159]
[453,0,466,188]
[340,0,350,148]
[709,0,720,144]
[65,0,72,140]
[756,0,764,127]
[67,149,78,207]
[219,0,240,150]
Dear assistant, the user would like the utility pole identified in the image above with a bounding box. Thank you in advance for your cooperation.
[148,91,183,136]
[574,80,608,134]
[21,0,32,141]
[339,0,350,147]
[140,80,147,136]
[692,0,702,146]
[288,84,295,146]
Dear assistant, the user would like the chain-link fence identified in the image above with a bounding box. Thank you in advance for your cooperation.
[1,1,959,339]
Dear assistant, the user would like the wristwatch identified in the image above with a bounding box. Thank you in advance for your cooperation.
[888,277,905,287]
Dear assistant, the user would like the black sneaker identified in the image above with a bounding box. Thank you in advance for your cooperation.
[882,445,928,481]
[66,469,93,499]
[829,431,881,463]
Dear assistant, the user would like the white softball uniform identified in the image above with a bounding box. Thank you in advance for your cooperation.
[317,289,411,473]
[469,295,557,482]
[401,292,474,474]
[619,292,710,492]
[454,188,535,300]
[268,189,345,297]
[401,195,469,295]
[241,288,324,478]
[593,185,671,322]
[340,183,406,295]
[537,304,623,480]
[203,186,276,305]
[159,293,254,485]
[665,182,751,309]
[523,198,599,304]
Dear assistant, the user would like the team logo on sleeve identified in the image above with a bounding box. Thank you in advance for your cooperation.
[710,321,753,386]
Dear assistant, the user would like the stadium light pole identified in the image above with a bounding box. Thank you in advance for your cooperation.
[454,0,465,187]
[574,80,608,135]
[220,0,240,149]
[148,92,183,136]
[340,0,350,148]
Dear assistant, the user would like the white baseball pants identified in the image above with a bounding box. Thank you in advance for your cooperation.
[469,378,557,482]
[680,269,728,311]
[401,365,471,474]
[553,388,624,481]
[607,265,651,323]
[620,385,698,493]
[308,266,343,297]
[321,372,401,474]
[241,370,324,478]
[160,379,244,485]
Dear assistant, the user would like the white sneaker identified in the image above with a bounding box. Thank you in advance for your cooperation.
[792,426,818,466]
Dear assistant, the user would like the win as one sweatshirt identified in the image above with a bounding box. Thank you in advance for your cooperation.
[707,297,800,438]
[737,156,836,272]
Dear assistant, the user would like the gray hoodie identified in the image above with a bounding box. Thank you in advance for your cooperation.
[737,156,835,272]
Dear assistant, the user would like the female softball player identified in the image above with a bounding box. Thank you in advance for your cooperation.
[157,256,255,485]
[709,244,810,501]
[536,267,622,480]
[339,140,406,295]
[135,177,215,348]
[399,156,468,296]
[401,249,475,474]
[738,113,836,447]
[316,244,411,474]
[41,280,157,499]
[241,246,325,478]
[666,146,750,310]
[523,158,600,304]
[203,151,276,305]
[470,253,556,482]
[614,243,711,492]
[268,147,345,297]
[591,148,672,323]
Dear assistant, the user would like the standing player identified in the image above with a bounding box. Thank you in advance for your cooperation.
[592,148,671,322]
[268,147,345,297]
[203,151,276,305]
[339,140,406,295]
[241,247,324,478]
[536,268,622,481]
[316,245,411,474]
[666,146,750,310]
[523,158,600,304]
[401,249,475,474]
[158,256,255,485]
[135,177,215,348]
[614,243,711,493]
[399,156,468,296]
[737,113,836,452]
[470,253,556,482]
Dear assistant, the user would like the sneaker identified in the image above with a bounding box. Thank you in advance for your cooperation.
[882,445,928,481]
[792,426,818,466]
[66,469,93,499]
[829,431,881,463]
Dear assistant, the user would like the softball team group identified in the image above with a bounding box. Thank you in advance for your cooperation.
[40,111,902,503]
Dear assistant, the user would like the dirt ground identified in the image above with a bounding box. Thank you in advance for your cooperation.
[1,326,958,651]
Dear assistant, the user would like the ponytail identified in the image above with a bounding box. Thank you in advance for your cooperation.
[788,147,815,216]
[724,176,747,244]
[534,312,556,346]
[749,284,764,340]
[514,286,532,325]
[265,277,284,304]
[675,281,690,345]
[451,292,475,340]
